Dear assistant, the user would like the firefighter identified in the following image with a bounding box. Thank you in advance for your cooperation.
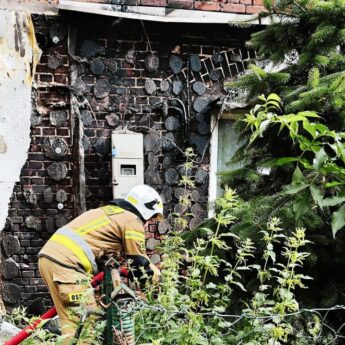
[38,185,163,344]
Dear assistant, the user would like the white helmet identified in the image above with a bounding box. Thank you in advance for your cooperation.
[126,185,163,221]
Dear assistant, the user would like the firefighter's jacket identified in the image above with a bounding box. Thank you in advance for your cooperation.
[38,203,150,275]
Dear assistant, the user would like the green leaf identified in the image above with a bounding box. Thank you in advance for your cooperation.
[298,136,322,152]
[283,166,309,195]
[289,121,299,140]
[296,111,320,119]
[283,183,309,195]
[206,282,217,289]
[249,119,271,143]
[293,196,310,220]
[267,93,282,103]
[267,102,282,113]
[191,268,201,277]
[321,196,345,207]
[313,148,328,169]
[267,95,283,112]
[321,163,345,176]
[324,181,345,188]
[310,184,324,207]
[230,281,247,292]
[274,157,298,166]
[258,94,266,102]
[271,157,312,169]
[303,121,317,139]
[331,204,345,238]
[292,165,305,184]
[314,123,328,136]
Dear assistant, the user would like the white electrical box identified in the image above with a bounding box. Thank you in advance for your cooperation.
[111,129,144,198]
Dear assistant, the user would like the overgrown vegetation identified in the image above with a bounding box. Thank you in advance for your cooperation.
[3,146,343,344]
[131,148,338,344]
[133,185,336,344]
[7,153,340,343]
[222,0,345,310]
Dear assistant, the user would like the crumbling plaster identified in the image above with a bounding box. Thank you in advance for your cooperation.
[0,9,41,232]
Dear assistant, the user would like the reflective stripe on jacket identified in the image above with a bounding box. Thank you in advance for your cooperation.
[50,228,98,274]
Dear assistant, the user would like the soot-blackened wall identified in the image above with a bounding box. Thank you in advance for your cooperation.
[0,13,255,310]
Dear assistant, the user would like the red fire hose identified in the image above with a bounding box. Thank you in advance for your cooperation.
[4,271,105,345]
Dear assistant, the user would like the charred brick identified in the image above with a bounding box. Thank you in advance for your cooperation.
[2,235,21,257]
[90,58,106,76]
[169,55,183,74]
[2,283,21,304]
[2,258,19,279]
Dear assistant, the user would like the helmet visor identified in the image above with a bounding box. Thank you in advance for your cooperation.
[144,199,163,220]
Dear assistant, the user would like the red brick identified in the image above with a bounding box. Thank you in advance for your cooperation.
[30,162,43,169]
[54,74,68,84]
[253,0,264,4]
[140,0,167,6]
[222,3,245,12]
[194,1,221,11]
[54,65,69,74]
[167,0,193,9]
[30,177,44,185]
[42,128,56,135]
[227,0,240,2]
[240,0,252,4]
[36,64,51,73]
[39,74,53,83]
[246,5,265,13]
[31,128,41,136]
[213,0,226,3]
[57,128,70,136]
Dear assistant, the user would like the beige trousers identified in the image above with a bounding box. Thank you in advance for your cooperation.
[38,257,100,345]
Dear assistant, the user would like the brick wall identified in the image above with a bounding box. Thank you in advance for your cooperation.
[0,13,256,310]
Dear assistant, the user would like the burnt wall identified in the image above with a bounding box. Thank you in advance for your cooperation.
[0,13,255,310]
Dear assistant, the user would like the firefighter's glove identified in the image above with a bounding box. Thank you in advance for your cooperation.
[149,263,161,285]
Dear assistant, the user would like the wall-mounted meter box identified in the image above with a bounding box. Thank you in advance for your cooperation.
[111,129,144,198]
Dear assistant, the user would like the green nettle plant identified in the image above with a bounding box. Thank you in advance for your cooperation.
[234,219,314,344]
[134,188,329,344]
[173,147,196,232]
[129,151,326,344]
